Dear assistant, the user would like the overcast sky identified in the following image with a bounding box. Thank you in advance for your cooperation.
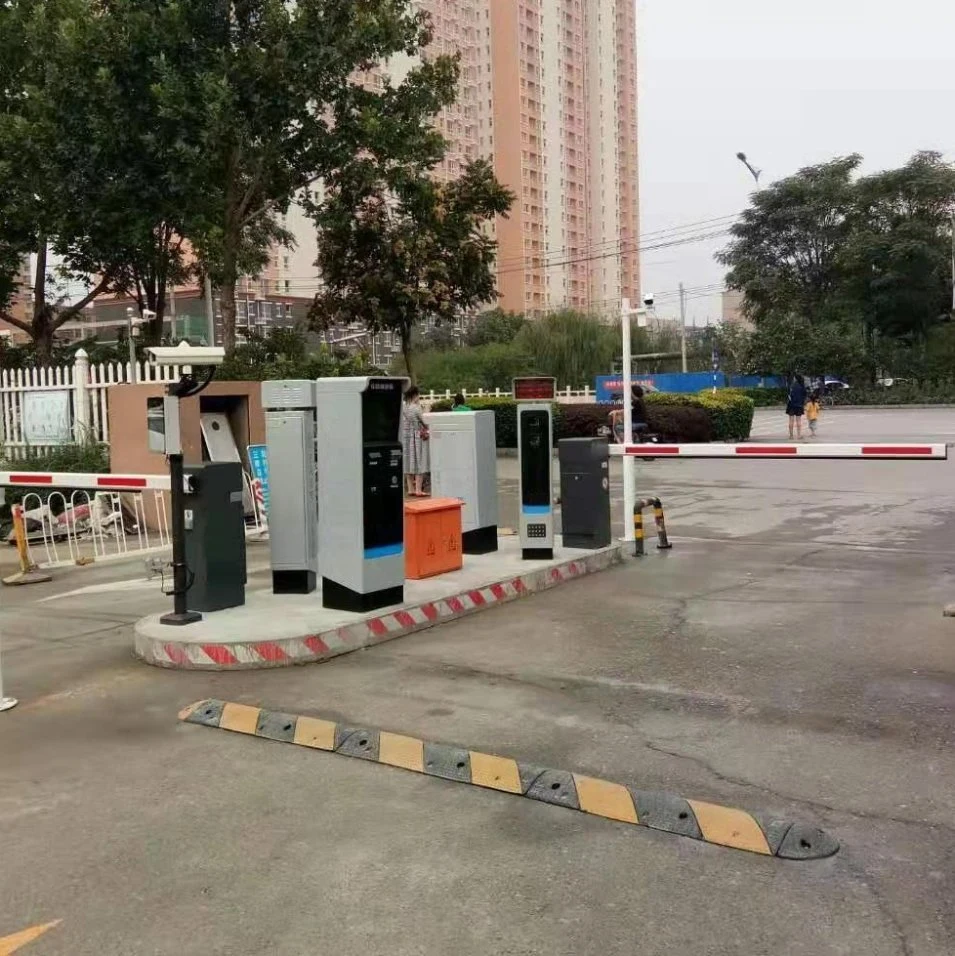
[638,0,955,325]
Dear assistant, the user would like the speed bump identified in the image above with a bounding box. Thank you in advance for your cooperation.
[178,700,840,860]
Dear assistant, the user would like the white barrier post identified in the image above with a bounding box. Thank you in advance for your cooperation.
[621,299,635,542]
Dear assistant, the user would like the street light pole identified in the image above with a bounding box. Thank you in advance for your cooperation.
[736,152,762,185]
[621,298,635,542]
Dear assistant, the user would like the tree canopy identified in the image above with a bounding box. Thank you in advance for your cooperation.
[311,156,513,381]
[720,152,955,379]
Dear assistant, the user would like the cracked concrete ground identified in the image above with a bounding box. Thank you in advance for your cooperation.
[1,407,954,955]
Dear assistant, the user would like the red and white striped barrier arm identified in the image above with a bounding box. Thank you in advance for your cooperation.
[610,443,948,460]
[0,471,171,490]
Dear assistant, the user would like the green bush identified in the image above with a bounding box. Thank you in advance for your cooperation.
[430,396,563,447]
[0,443,110,521]
[647,405,714,443]
[646,391,755,441]
[428,397,726,446]
[723,386,788,407]
[828,384,955,406]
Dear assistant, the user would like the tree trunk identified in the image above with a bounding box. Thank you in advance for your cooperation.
[30,242,55,362]
[219,242,238,355]
[400,326,415,384]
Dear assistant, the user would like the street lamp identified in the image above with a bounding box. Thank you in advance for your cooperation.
[736,152,762,185]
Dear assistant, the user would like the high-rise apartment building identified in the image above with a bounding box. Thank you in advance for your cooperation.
[409,0,640,316]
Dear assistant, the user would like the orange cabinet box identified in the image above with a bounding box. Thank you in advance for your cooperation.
[404,498,463,580]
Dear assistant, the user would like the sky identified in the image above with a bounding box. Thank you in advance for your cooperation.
[637,0,955,325]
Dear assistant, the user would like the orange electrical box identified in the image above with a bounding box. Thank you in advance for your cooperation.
[404,497,463,580]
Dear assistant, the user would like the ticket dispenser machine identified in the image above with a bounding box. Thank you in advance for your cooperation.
[262,380,319,594]
[518,403,554,560]
[182,462,246,612]
[424,410,498,554]
[315,377,406,612]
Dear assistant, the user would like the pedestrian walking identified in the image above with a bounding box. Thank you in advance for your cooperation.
[786,374,808,440]
[806,390,821,437]
[401,386,430,497]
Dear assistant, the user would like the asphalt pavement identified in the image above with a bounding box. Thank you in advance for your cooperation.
[1,407,954,955]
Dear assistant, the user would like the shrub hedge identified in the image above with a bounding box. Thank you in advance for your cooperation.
[429,392,751,446]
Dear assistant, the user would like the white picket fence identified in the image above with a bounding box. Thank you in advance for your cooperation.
[0,350,187,460]
[0,350,595,460]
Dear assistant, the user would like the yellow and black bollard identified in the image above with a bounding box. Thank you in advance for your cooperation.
[653,501,672,551]
[633,507,645,557]
[633,498,672,557]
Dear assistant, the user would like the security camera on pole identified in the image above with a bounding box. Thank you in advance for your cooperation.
[620,295,654,542]
[147,342,226,626]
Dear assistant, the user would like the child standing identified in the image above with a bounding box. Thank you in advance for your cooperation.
[806,391,821,437]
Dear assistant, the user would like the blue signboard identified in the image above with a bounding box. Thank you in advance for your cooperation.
[247,444,270,515]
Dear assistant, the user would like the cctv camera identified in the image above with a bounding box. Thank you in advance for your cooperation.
[642,293,655,308]
[147,341,225,368]
[142,309,157,321]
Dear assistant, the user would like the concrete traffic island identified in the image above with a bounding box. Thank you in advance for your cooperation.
[134,536,626,670]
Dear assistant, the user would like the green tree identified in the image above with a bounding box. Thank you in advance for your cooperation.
[0,0,196,356]
[312,157,513,382]
[719,155,861,328]
[153,0,461,354]
[466,308,526,346]
[842,152,955,346]
[515,310,618,386]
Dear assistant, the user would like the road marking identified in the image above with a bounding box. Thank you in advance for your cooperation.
[0,921,61,955]
[179,699,840,860]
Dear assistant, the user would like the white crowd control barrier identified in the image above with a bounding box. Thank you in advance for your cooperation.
[1,470,267,569]
[609,442,949,541]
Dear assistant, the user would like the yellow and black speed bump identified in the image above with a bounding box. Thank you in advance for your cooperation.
[179,700,840,860]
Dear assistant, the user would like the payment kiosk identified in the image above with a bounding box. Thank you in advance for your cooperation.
[518,403,554,560]
[315,377,406,612]
[424,410,498,554]
[262,380,319,594]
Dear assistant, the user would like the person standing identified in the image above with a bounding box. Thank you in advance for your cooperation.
[451,392,472,411]
[401,386,430,497]
[806,390,821,437]
[786,374,808,440]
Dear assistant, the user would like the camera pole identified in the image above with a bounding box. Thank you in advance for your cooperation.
[156,359,220,627]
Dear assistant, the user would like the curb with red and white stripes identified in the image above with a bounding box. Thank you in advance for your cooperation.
[135,545,625,670]
[610,442,948,460]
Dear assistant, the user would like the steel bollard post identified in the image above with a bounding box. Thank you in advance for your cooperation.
[633,506,645,557]
[653,500,672,550]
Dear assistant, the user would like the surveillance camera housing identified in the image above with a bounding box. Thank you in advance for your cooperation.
[642,293,655,308]
[141,309,157,321]
[147,342,225,368]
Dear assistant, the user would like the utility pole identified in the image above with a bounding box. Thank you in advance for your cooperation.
[204,275,215,346]
[679,282,688,373]
[169,284,177,341]
[950,212,955,312]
